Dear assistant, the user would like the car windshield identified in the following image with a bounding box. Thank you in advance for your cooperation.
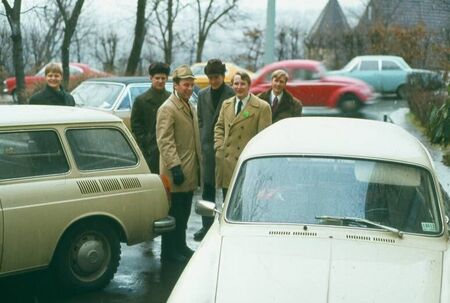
[227,156,441,235]
[72,82,125,109]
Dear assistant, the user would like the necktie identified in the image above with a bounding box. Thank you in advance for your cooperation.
[272,96,279,112]
[236,100,243,116]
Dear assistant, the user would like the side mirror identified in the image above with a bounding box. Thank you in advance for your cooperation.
[195,200,221,217]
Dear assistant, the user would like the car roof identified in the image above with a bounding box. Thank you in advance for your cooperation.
[82,76,150,84]
[241,117,433,168]
[0,105,122,127]
[352,55,404,61]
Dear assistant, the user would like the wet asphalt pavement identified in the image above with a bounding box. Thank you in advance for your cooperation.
[0,96,414,303]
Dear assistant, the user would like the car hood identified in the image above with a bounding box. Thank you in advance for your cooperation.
[215,235,442,303]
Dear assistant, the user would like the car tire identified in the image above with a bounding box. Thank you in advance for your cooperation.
[396,85,406,100]
[53,221,121,293]
[338,94,361,114]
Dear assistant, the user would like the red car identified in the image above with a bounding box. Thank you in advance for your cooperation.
[3,63,107,103]
[250,60,375,113]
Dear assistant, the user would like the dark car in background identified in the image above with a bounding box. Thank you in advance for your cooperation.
[72,77,198,129]
[250,60,375,113]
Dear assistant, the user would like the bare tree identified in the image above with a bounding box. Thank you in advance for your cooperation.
[1,0,26,103]
[95,31,119,73]
[56,0,85,89]
[151,0,185,64]
[234,27,263,71]
[194,0,238,62]
[26,4,64,71]
[125,0,148,75]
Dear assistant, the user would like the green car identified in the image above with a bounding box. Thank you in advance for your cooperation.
[328,55,420,99]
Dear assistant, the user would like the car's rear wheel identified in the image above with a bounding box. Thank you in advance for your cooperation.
[396,85,406,100]
[53,221,121,293]
[338,94,361,114]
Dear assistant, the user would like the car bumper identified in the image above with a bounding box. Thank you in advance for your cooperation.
[153,215,176,234]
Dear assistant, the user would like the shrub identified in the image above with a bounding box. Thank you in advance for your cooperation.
[429,98,450,145]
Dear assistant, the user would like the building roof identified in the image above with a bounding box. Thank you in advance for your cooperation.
[240,117,433,169]
[307,0,350,43]
[358,0,450,32]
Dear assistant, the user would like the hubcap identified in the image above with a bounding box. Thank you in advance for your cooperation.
[70,234,110,281]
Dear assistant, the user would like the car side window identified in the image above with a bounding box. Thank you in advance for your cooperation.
[66,128,138,170]
[292,69,315,81]
[359,60,379,71]
[0,130,69,180]
[382,61,402,70]
[69,66,83,75]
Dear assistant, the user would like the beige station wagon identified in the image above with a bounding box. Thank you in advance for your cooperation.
[0,105,174,292]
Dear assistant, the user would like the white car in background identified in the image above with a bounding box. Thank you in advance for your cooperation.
[169,117,449,303]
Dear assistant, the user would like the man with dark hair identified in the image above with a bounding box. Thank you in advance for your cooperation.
[131,62,171,173]
[214,71,272,197]
[156,65,201,263]
[257,69,302,123]
[194,59,234,241]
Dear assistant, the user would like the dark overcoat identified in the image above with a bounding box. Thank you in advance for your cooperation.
[197,85,234,185]
[258,89,303,123]
[131,87,170,173]
[29,85,75,106]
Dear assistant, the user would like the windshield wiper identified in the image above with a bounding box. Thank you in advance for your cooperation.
[315,215,404,239]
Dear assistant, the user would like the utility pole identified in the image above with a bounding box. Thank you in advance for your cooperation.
[263,0,276,65]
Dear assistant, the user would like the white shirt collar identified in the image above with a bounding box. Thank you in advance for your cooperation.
[271,91,283,104]
[235,94,250,114]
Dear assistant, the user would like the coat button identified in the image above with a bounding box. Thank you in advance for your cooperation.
[238,136,241,139]
[235,157,238,160]
[225,154,229,157]
[237,146,240,150]
[241,126,244,129]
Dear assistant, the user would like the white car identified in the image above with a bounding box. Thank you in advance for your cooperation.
[0,105,174,292]
[169,117,449,303]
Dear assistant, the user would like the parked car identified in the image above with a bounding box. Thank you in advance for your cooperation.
[0,105,174,292]
[72,77,198,130]
[250,60,375,113]
[169,117,448,303]
[191,62,254,89]
[328,55,422,99]
[3,63,106,103]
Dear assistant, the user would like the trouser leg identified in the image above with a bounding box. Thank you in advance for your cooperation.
[201,183,215,229]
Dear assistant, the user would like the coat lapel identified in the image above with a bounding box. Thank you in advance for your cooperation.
[232,95,258,125]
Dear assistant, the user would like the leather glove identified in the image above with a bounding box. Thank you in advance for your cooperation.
[171,165,185,185]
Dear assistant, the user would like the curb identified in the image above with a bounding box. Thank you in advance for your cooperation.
[389,108,449,198]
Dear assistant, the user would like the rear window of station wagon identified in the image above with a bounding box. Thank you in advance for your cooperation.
[0,127,138,180]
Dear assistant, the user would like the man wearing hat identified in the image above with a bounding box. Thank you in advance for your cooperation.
[131,62,171,173]
[156,64,201,263]
[194,59,235,241]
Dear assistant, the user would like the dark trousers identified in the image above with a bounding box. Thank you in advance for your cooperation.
[201,183,215,229]
[222,188,228,202]
[161,191,193,256]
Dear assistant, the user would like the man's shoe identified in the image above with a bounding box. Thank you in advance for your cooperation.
[193,227,207,241]
[161,251,188,264]
[180,246,195,258]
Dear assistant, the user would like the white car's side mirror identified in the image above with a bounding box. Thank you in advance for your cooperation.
[195,199,221,217]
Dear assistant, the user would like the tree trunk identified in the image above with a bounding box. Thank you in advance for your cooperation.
[2,0,26,104]
[125,0,147,76]
[165,0,173,64]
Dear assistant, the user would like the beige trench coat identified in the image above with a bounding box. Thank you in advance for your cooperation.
[214,94,272,188]
[156,94,201,192]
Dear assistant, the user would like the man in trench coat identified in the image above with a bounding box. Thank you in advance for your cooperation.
[194,59,235,241]
[214,71,272,197]
[156,65,201,263]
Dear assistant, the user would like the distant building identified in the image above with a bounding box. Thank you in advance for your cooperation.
[305,0,351,69]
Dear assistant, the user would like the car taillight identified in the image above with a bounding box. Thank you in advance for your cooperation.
[159,174,172,204]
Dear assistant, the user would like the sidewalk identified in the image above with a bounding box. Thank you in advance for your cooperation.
[389,108,449,197]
